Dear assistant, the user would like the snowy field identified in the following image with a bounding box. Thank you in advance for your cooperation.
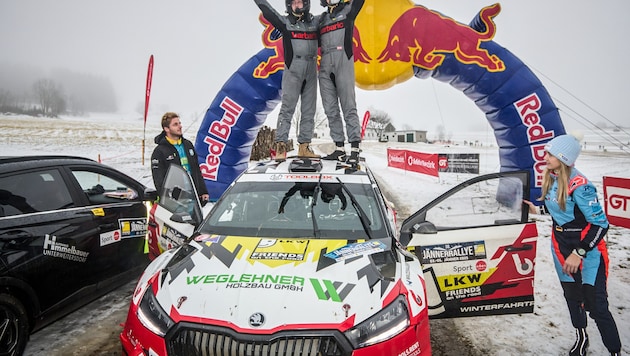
[2,113,629,355]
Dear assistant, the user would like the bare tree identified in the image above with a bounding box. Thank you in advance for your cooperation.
[32,78,65,117]
[366,108,394,139]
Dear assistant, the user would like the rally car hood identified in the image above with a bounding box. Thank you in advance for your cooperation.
[149,235,402,331]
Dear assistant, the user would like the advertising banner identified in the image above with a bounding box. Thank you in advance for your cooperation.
[387,148,407,170]
[603,176,630,228]
[438,153,480,174]
[406,151,439,177]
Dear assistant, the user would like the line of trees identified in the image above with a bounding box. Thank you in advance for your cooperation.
[0,67,117,117]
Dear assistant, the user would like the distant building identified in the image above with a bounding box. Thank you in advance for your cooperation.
[380,130,428,143]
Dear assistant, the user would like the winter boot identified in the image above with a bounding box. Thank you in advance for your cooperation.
[298,143,320,158]
[346,142,361,167]
[324,147,346,161]
[569,328,589,356]
[275,141,287,162]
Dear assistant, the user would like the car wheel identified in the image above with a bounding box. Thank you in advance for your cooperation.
[0,293,29,356]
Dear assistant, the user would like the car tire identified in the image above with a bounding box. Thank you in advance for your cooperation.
[0,293,30,356]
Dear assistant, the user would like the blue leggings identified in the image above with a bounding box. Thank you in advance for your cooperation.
[561,256,621,353]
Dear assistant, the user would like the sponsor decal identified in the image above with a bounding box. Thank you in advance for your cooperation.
[438,272,492,291]
[186,274,305,292]
[100,230,122,246]
[250,239,309,261]
[398,341,421,356]
[119,218,148,238]
[444,286,482,301]
[420,241,486,264]
[161,224,185,248]
[194,234,221,243]
[603,176,630,228]
[459,300,534,313]
[324,240,386,262]
[91,208,105,216]
[310,278,356,302]
[43,234,89,262]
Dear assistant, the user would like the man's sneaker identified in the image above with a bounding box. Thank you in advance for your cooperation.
[298,143,320,158]
[275,142,287,162]
[346,147,360,166]
[569,328,589,356]
[323,149,346,161]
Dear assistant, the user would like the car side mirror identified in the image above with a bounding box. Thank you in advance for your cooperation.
[144,187,158,201]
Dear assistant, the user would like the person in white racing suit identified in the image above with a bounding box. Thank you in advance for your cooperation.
[318,0,364,166]
[254,0,320,161]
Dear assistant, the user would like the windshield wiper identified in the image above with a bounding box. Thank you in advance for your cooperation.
[335,177,373,239]
[311,174,322,238]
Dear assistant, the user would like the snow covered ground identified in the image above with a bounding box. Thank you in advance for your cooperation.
[3,113,629,355]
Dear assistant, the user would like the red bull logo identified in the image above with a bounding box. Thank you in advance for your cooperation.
[253,14,285,79]
[353,0,505,90]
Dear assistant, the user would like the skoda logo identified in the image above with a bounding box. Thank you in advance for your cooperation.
[269,174,283,181]
[249,313,265,327]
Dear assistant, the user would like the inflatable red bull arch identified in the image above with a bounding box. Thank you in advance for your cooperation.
[195,0,565,201]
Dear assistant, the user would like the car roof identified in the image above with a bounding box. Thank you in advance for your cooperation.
[0,155,99,174]
[237,158,374,185]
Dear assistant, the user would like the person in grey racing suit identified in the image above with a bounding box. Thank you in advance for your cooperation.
[318,0,364,165]
[254,0,320,161]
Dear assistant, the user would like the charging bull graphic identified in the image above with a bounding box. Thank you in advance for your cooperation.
[196,0,565,201]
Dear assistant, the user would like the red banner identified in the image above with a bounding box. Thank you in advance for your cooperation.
[387,148,407,170]
[387,149,439,177]
[361,111,370,139]
[603,176,630,228]
[406,151,439,177]
[144,54,154,128]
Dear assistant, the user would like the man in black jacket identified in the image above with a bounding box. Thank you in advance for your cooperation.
[151,112,209,202]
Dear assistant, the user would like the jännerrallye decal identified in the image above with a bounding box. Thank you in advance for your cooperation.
[419,241,486,264]
[118,218,148,238]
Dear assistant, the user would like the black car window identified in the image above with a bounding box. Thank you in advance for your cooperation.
[71,170,139,205]
[0,169,74,216]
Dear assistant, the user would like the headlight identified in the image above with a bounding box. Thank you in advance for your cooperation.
[344,295,410,348]
[137,286,174,336]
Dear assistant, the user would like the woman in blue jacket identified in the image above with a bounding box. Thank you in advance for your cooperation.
[525,134,621,356]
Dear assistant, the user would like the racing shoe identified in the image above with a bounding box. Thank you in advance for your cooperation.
[569,328,589,356]
[298,143,320,158]
[323,148,346,161]
[275,142,287,162]
[346,147,360,167]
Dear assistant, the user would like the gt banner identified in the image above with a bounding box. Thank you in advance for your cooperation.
[438,153,480,174]
[387,149,439,177]
[603,176,630,228]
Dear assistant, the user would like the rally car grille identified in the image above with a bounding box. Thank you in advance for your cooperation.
[167,323,352,356]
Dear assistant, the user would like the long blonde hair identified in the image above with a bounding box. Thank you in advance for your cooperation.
[538,163,572,211]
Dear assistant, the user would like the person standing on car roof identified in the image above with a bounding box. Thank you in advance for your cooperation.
[254,0,320,161]
[524,134,621,356]
[151,112,209,202]
[318,0,364,166]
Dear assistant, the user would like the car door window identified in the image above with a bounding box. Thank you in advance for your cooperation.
[425,175,524,229]
[71,170,138,205]
[0,169,73,216]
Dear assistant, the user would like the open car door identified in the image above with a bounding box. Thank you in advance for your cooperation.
[401,171,538,318]
[149,164,206,257]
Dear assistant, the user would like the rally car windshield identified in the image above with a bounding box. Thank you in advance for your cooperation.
[198,181,387,239]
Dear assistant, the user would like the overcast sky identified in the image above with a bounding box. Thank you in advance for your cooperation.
[2,0,629,133]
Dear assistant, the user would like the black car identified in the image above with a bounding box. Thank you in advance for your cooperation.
[0,156,157,355]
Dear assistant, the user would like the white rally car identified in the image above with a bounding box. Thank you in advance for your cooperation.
[123,158,538,355]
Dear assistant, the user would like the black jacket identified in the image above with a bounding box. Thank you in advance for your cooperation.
[151,132,209,197]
